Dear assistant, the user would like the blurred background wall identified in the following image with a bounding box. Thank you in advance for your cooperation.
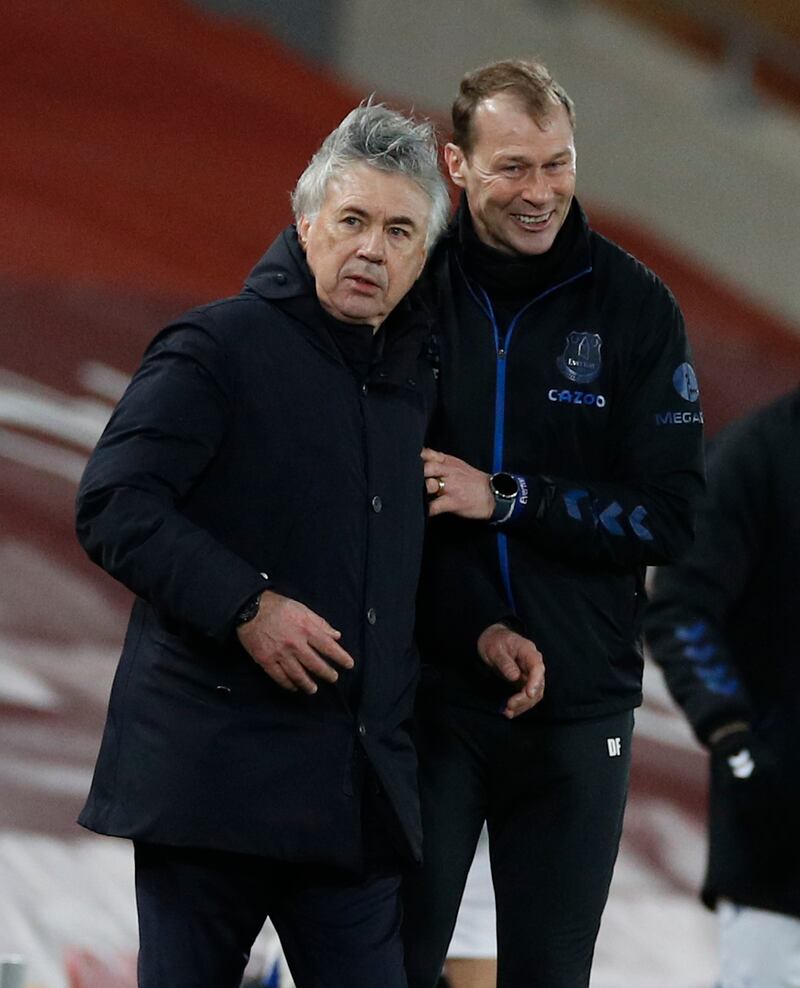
[2,1,799,985]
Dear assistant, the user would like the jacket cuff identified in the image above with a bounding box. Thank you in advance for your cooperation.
[226,572,272,638]
[493,474,544,528]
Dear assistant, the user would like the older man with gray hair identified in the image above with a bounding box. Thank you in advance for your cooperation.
[75,103,450,988]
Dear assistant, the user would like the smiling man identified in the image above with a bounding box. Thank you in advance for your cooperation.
[444,88,575,258]
[75,103,450,988]
[402,60,706,987]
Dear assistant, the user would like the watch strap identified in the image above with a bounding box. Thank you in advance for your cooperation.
[489,472,519,525]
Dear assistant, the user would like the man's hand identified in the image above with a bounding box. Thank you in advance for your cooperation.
[709,724,787,823]
[422,448,494,519]
[477,623,545,719]
[237,590,354,694]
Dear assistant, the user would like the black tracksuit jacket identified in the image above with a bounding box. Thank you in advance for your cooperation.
[645,387,800,917]
[417,202,705,720]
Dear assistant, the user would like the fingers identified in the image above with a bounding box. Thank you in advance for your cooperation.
[262,659,298,693]
[491,649,526,684]
[479,626,526,683]
[264,654,316,694]
[502,643,545,719]
[307,630,355,671]
[274,626,354,694]
[502,686,541,719]
[423,464,446,482]
[421,447,445,464]
[423,455,493,520]
[478,624,545,719]
[424,474,445,495]
[428,493,454,517]
[263,639,347,693]
[517,640,546,697]
[423,451,451,514]
[239,593,355,695]
[501,672,545,718]
[423,452,448,502]
[477,622,509,667]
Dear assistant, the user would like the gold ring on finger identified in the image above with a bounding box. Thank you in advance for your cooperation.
[436,476,446,495]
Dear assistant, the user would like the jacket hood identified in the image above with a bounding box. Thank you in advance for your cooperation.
[243,225,315,302]
[241,224,434,386]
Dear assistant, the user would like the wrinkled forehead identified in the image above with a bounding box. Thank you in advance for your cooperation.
[319,161,374,205]
[321,162,432,221]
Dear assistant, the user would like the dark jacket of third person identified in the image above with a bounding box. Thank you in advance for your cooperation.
[645,386,800,918]
[76,227,435,872]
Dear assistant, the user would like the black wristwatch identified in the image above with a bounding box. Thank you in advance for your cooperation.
[234,592,262,628]
[489,472,519,524]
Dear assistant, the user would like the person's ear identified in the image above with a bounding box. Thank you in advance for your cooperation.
[444,143,467,188]
[297,215,311,249]
[413,247,426,281]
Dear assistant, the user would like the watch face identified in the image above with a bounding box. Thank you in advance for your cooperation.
[236,595,261,626]
[492,472,518,498]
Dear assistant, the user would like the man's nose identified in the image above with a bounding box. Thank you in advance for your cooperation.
[520,169,549,204]
[356,228,386,263]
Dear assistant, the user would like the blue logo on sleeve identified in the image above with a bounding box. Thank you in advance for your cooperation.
[672,363,700,402]
[674,621,741,696]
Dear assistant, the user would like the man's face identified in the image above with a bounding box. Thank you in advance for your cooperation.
[298,163,431,330]
[445,94,576,257]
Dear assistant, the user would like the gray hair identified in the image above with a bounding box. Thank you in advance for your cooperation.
[291,102,451,251]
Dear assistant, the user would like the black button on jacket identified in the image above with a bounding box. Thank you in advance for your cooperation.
[76,227,434,871]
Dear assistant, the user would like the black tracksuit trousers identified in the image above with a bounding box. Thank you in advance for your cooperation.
[402,702,633,988]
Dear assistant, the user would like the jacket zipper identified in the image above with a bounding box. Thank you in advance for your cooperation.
[461,266,593,610]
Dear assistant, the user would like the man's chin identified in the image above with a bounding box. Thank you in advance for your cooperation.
[505,227,557,257]
[480,222,556,258]
[320,293,384,328]
[335,304,385,329]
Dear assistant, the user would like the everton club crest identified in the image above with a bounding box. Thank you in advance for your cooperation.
[557,332,603,384]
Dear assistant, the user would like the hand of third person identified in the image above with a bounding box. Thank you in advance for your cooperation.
[237,590,354,695]
[422,447,494,519]
[477,623,545,719]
